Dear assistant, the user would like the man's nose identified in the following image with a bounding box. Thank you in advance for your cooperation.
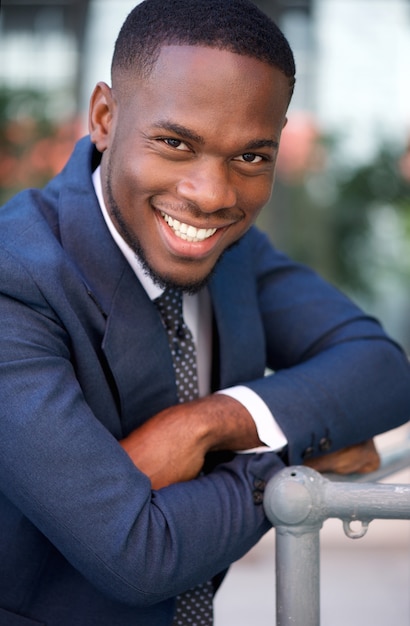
[176,159,237,213]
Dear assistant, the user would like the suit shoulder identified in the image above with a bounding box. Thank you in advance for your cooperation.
[0,188,71,307]
[226,226,289,271]
[0,186,59,247]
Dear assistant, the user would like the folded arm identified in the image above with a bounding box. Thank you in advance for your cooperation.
[121,393,380,490]
[122,233,409,487]
[0,285,279,606]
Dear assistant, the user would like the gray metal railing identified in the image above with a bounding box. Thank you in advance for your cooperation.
[263,434,410,626]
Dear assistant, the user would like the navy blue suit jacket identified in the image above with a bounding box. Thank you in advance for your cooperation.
[0,137,409,625]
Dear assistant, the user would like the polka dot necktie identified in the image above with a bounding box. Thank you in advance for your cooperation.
[155,288,214,626]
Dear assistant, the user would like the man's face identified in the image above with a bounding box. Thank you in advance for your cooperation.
[91,45,290,291]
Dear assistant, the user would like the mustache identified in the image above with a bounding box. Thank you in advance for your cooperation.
[153,198,240,223]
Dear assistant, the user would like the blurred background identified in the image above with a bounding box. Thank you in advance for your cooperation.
[1,1,409,624]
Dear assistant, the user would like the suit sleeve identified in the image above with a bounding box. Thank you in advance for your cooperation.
[0,250,282,607]
[244,229,410,464]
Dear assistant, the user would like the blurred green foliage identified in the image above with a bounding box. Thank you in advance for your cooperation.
[260,132,410,303]
[0,87,81,204]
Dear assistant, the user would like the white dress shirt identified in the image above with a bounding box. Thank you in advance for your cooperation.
[92,167,287,453]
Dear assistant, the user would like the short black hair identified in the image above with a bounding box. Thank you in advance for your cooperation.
[112,0,295,92]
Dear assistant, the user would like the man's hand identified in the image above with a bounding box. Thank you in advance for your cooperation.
[304,439,380,475]
[120,394,262,489]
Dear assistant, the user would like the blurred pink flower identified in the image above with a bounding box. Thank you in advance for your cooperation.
[276,112,326,183]
[1,116,83,200]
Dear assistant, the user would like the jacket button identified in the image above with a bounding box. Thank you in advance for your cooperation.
[319,437,332,452]
[302,446,315,460]
[252,490,264,505]
[254,479,266,490]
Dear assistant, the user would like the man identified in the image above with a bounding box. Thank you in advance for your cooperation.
[0,1,409,624]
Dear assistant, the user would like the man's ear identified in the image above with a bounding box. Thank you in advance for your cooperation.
[89,82,116,153]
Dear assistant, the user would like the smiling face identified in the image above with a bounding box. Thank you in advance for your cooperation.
[89,45,290,291]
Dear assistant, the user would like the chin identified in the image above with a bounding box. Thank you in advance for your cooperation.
[155,269,212,295]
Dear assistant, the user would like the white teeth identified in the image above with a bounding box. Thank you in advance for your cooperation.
[161,212,217,242]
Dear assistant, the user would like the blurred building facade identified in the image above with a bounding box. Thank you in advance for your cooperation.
[2,0,409,157]
[0,0,90,118]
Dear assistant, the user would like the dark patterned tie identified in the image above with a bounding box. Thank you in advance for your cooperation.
[155,288,214,626]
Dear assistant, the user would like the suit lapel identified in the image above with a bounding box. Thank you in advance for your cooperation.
[57,139,178,434]
[101,266,178,435]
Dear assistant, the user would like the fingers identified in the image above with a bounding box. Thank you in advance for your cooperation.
[304,439,380,475]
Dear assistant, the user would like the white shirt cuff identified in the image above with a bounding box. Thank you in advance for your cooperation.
[216,385,288,453]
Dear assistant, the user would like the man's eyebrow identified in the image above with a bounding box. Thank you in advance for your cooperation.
[152,120,204,144]
[243,139,279,151]
[152,120,279,151]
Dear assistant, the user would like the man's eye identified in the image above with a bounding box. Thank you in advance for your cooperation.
[163,138,189,150]
[236,153,264,163]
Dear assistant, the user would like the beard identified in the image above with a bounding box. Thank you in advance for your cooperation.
[104,165,219,295]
